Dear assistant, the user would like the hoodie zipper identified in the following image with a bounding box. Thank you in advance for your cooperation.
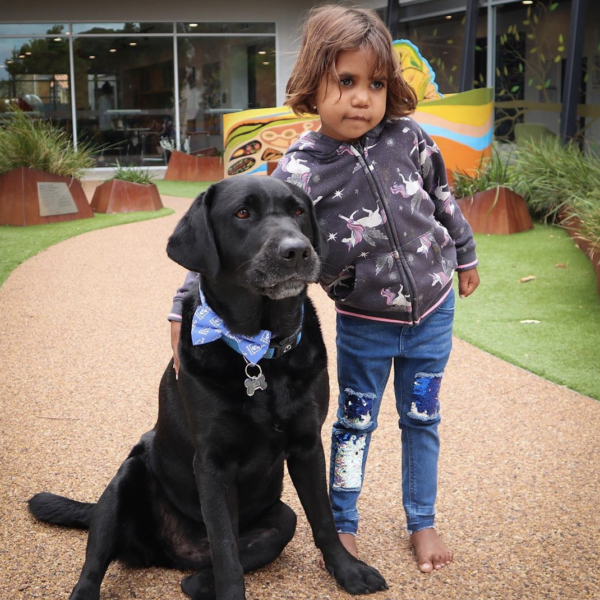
[350,141,421,321]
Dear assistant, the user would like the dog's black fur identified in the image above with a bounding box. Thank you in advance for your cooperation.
[28,177,387,600]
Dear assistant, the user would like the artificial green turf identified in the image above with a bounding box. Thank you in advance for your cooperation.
[156,180,212,198]
[0,208,174,288]
[453,223,600,400]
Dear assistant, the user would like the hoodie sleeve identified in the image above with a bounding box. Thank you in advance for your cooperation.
[419,126,478,271]
[168,271,199,322]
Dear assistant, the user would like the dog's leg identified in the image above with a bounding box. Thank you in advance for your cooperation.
[287,439,388,594]
[69,457,149,600]
[181,500,297,600]
[191,456,245,600]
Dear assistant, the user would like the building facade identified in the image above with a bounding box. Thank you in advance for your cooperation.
[1,0,598,170]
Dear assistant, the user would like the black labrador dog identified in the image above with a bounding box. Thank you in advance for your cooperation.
[28,177,387,600]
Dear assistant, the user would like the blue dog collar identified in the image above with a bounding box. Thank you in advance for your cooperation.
[191,284,303,362]
[222,326,302,360]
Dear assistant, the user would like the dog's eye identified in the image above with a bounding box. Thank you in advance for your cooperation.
[293,207,305,216]
[235,209,250,219]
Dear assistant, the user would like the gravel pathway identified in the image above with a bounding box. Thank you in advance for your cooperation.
[1,190,599,600]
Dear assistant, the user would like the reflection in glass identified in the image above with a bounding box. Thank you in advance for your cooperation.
[0,24,69,35]
[0,32,71,133]
[73,36,174,166]
[495,1,572,141]
[581,1,600,150]
[399,10,488,96]
[399,13,466,95]
[72,23,173,35]
[177,23,275,34]
[178,36,275,154]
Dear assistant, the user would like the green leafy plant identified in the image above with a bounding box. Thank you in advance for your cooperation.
[451,146,516,199]
[510,138,600,211]
[571,198,600,258]
[112,161,155,185]
[510,138,600,252]
[0,109,96,178]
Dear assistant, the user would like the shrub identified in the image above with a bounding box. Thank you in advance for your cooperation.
[451,145,516,199]
[112,161,155,185]
[0,109,95,178]
[510,138,600,248]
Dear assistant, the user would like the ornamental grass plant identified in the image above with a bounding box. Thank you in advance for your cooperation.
[112,161,155,185]
[451,145,516,199]
[510,138,600,251]
[0,109,96,178]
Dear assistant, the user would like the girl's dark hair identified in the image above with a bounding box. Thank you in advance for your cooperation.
[285,4,418,119]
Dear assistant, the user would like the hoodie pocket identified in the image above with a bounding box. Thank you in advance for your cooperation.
[325,255,412,313]
[401,230,455,290]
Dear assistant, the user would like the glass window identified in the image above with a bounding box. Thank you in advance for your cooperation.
[178,36,276,154]
[495,0,572,141]
[0,35,71,132]
[73,36,174,166]
[399,10,487,95]
[177,23,275,34]
[72,23,173,35]
[581,0,600,151]
[399,13,465,95]
[0,24,69,36]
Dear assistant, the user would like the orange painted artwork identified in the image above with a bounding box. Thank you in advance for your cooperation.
[222,41,493,179]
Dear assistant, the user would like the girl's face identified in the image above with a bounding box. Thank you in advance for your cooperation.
[314,48,387,143]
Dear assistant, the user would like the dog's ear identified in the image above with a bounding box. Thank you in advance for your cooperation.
[166,184,220,278]
[308,198,328,261]
[282,181,328,261]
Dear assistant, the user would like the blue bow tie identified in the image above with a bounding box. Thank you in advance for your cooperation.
[191,287,272,364]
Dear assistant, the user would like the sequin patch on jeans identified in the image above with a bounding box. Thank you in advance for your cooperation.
[332,430,367,491]
[408,372,442,421]
[339,388,375,430]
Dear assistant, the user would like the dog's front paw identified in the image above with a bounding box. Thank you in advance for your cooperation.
[182,570,246,600]
[69,580,101,600]
[327,560,388,595]
[181,571,216,600]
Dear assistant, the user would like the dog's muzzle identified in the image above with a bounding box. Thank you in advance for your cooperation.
[246,234,321,299]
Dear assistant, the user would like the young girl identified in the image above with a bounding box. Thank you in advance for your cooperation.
[169,4,479,574]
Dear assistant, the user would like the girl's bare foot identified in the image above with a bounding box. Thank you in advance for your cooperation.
[338,533,358,558]
[320,533,358,569]
[410,528,453,572]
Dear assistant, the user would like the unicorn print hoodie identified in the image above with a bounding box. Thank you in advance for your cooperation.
[271,117,478,325]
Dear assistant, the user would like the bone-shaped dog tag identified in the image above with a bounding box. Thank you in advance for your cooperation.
[244,373,267,396]
[244,363,268,396]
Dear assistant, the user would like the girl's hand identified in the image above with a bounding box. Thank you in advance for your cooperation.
[170,320,182,378]
[458,267,480,298]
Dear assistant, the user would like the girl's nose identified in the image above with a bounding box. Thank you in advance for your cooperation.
[351,87,369,107]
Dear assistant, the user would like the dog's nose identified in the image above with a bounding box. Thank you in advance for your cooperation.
[278,237,311,266]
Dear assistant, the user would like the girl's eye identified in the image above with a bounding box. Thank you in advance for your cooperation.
[293,207,305,216]
[372,81,385,90]
[339,78,353,87]
[235,209,250,219]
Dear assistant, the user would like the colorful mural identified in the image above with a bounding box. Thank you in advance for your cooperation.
[223,42,493,179]
[414,87,494,177]
[393,39,442,102]
[223,108,320,176]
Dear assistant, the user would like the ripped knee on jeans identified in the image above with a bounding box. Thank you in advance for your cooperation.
[339,387,376,430]
[332,430,367,491]
[408,372,443,421]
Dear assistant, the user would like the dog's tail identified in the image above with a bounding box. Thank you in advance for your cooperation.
[28,492,94,529]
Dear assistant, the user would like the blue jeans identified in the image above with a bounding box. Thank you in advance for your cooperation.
[329,290,454,535]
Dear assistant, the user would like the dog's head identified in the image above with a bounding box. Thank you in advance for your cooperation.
[167,177,327,300]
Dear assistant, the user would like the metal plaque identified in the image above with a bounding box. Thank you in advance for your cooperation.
[37,182,78,217]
